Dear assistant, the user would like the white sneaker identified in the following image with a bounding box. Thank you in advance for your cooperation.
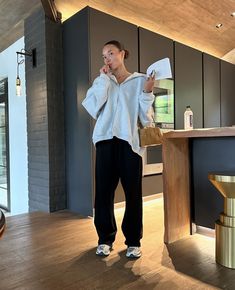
[126,247,142,258]
[96,244,112,256]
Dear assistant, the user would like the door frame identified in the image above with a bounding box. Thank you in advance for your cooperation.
[0,78,10,212]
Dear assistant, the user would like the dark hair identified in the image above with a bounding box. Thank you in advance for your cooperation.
[104,40,129,59]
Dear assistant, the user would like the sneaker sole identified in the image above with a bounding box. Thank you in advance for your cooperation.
[126,253,141,259]
[96,246,112,256]
[96,252,110,256]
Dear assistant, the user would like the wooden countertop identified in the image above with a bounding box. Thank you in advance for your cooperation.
[163,127,235,139]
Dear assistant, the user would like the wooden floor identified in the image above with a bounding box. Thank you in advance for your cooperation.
[1,197,235,290]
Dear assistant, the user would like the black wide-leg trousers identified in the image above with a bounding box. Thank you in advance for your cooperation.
[94,137,143,247]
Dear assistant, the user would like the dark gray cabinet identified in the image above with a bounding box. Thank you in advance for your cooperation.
[174,42,203,129]
[138,27,174,75]
[138,27,174,173]
[63,7,139,216]
[89,9,138,81]
[203,53,220,128]
[221,60,235,126]
[63,8,92,216]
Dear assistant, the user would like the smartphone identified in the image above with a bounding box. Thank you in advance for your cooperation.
[150,70,156,77]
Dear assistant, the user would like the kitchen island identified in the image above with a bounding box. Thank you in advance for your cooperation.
[162,127,235,243]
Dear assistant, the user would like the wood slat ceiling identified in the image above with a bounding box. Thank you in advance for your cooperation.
[0,0,40,53]
[0,0,234,62]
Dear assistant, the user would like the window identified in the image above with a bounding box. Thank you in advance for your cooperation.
[0,78,10,211]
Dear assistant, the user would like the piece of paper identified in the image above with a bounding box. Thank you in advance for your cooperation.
[146,57,172,80]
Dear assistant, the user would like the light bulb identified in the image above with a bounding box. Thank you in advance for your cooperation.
[16,76,21,96]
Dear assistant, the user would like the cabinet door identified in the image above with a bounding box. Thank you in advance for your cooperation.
[138,27,168,199]
[203,53,220,128]
[89,8,138,82]
[221,60,235,126]
[138,27,174,74]
[175,42,203,129]
[63,8,94,216]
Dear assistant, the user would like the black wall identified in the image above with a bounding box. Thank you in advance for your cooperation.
[174,42,203,129]
[63,8,93,216]
[138,27,174,75]
[203,53,220,128]
[89,9,138,82]
[221,61,235,127]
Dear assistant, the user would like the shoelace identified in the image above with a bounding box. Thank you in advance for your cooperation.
[98,245,110,251]
[128,247,139,253]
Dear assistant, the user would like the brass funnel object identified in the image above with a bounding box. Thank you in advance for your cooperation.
[208,172,235,269]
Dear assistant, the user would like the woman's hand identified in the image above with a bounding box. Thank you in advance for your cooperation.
[100,65,112,76]
[144,70,155,93]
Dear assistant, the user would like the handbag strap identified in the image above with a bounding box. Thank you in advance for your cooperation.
[137,115,155,129]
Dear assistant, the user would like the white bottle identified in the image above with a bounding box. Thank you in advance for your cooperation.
[184,105,193,130]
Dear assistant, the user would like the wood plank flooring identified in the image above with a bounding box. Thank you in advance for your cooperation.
[0,197,235,290]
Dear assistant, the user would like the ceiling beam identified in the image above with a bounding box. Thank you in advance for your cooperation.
[41,0,61,22]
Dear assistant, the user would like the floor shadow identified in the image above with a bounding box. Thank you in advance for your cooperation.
[162,237,235,290]
[67,247,161,289]
[65,246,192,289]
[115,249,183,290]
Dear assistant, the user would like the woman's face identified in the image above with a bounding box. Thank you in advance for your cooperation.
[102,44,124,70]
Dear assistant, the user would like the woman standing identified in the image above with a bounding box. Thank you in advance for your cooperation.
[82,40,155,258]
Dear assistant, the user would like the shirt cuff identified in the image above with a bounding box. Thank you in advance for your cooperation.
[99,73,110,81]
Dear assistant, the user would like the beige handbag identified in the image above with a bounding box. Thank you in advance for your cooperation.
[138,125,163,147]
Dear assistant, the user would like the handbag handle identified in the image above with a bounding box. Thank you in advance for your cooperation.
[137,113,155,129]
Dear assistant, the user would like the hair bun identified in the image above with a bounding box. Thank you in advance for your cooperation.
[124,49,129,59]
[104,40,130,59]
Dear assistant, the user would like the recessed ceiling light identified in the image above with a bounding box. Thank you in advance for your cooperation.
[216,23,223,28]
[231,12,235,17]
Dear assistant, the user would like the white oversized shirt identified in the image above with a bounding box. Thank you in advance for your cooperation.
[82,72,155,156]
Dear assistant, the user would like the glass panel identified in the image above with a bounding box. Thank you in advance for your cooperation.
[142,78,174,176]
[0,100,8,209]
[153,78,174,131]
[0,78,9,210]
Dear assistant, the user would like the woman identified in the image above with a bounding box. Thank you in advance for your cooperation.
[82,40,155,258]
